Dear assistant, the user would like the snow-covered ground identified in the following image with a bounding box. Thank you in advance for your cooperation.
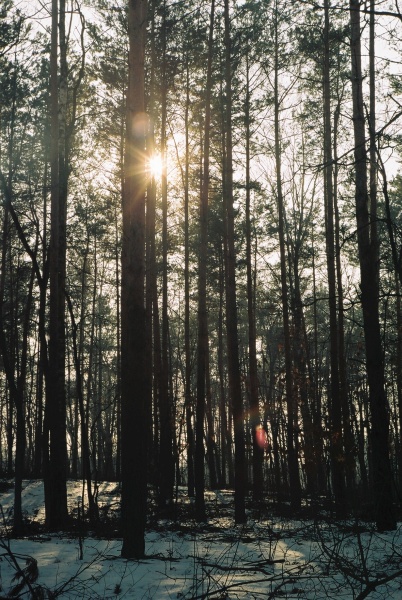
[0,481,402,599]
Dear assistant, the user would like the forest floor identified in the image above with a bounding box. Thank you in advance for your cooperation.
[0,481,402,599]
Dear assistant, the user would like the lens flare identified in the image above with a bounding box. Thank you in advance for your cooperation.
[255,425,268,450]
[148,154,164,178]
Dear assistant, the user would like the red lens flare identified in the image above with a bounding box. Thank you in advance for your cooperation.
[255,425,268,450]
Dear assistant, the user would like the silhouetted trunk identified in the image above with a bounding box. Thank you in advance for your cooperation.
[195,0,215,522]
[223,0,246,523]
[66,294,98,523]
[349,0,395,531]
[121,0,148,559]
[184,60,195,498]
[273,5,301,509]
[158,0,175,509]
[244,47,263,501]
[206,338,219,489]
[45,0,68,530]
[218,245,232,488]
[323,0,345,513]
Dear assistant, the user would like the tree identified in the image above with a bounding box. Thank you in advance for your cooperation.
[44,0,69,530]
[120,0,148,559]
[323,0,345,513]
[272,0,301,510]
[158,0,175,509]
[223,0,246,524]
[243,16,263,501]
[195,0,215,523]
[349,0,396,531]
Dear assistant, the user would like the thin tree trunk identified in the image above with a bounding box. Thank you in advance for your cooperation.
[223,0,246,523]
[333,99,355,493]
[184,59,195,498]
[66,294,98,523]
[349,0,395,531]
[159,0,174,508]
[206,337,218,489]
[244,47,263,501]
[218,245,231,488]
[195,0,215,522]
[323,0,345,513]
[273,5,301,509]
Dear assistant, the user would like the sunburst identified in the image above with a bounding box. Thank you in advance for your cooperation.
[148,153,164,179]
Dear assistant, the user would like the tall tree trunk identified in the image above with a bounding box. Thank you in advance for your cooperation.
[333,99,355,494]
[223,0,246,524]
[273,6,301,510]
[311,214,326,495]
[121,0,148,559]
[244,47,263,501]
[349,0,395,531]
[158,0,174,508]
[323,0,345,513]
[218,244,232,488]
[184,59,195,498]
[45,0,68,530]
[195,0,215,522]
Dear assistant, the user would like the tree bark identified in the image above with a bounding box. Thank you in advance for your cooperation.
[45,0,68,530]
[121,0,148,559]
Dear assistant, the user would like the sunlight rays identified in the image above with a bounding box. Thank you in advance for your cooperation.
[147,153,164,179]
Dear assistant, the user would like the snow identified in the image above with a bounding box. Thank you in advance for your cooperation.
[1,481,402,598]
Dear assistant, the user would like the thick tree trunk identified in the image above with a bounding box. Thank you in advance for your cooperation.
[121,0,148,559]
[45,0,68,530]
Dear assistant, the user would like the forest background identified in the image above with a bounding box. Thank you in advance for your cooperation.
[1,0,402,563]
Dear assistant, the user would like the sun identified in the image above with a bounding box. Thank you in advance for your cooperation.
[148,153,164,179]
